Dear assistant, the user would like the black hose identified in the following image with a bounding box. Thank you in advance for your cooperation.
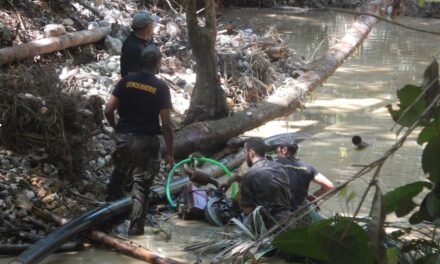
[10,197,132,264]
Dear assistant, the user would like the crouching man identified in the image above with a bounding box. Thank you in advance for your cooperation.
[222,137,291,229]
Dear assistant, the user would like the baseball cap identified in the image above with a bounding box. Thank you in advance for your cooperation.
[273,136,298,152]
[131,11,154,30]
[141,45,162,62]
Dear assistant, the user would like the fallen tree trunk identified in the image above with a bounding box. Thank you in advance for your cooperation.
[0,26,111,65]
[167,11,380,158]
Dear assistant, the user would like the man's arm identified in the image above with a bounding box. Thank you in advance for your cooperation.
[312,173,334,197]
[159,109,174,166]
[219,173,240,193]
[104,95,119,129]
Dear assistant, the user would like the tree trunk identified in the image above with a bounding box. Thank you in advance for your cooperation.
[167,12,379,158]
[0,26,111,65]
[182,0,228,125]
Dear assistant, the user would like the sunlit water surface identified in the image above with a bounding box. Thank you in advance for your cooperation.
[2,9,440,264]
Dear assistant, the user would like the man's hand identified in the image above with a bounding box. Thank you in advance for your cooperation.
[219,181,231,193]
[165,153,174,170]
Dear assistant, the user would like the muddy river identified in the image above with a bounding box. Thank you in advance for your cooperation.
[2,9,440,264]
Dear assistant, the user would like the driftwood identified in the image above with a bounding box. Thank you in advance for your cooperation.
[0,26,111,65]
[35,208,184,264]
[166,10,380,158]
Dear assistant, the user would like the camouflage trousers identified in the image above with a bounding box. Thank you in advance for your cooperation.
[106,133,160,231]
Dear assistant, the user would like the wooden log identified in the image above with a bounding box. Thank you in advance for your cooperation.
[34,208,185,264]
[165,8,381,158]
[0,26,111,65]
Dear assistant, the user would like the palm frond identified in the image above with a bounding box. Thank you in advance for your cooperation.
[184,206,275,263]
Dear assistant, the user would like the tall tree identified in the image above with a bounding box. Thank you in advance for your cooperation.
[183,0,228,125]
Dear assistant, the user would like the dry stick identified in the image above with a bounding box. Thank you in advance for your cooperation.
[34,208,184,264]
[164,0,179,15]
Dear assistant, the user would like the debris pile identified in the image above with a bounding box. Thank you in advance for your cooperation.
[0,148,105,246]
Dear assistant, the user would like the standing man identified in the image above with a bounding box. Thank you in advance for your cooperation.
[274,137,334,211]
[237,137,291,228]
[120,11,155,77]
[105,45,174,235]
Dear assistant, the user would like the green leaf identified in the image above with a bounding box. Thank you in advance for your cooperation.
[422,137,440,184]
[273,218,374,264]
[387,84,427,127]
[338,186,348,198]
[386,247,398,264]
[417,254,440,264]
[347,191,357,204]
[409,208,432,224]
[417,110,440,145]
[426,191,440,219]
[383,181,432,217]
[417,0,425,7]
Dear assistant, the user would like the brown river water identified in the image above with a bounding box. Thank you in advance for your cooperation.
[2,9,440,264]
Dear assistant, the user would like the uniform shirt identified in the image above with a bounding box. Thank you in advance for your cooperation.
[276,157,319,211]
[112,72,172,135]
[120,32,152,77]
[239,159,291,220]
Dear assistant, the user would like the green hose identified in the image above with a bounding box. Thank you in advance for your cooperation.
[165,157,237,208]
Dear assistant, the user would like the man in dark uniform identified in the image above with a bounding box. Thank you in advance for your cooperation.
[274,137,334,211]
[104,45,174,235]
[120,11,155,77]
[238,137,291,228]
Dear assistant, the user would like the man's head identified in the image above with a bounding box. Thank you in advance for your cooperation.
[244,137,266,167]
[141,45,162,74]
[274,136,298,158]
[132,11,154,40]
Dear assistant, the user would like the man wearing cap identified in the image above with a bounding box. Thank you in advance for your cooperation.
[274,137,334,211]
[105,45,174,235]
[120,11,156,77]
[221,137,291,228]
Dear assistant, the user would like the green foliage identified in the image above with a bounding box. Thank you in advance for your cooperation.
[386,247,398,264]
[422,137,440,184]
[0,22,11,38]
[418,111,440,144]
[387,84,427,127]
[387,59,440,225]
[273,218,374,264]
[416,254,440,264]
[383,181,432,217]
